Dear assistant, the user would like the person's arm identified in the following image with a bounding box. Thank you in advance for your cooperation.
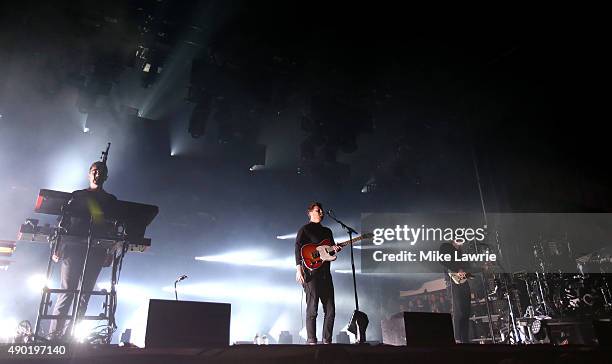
[439,243,470,283]
[295,228,305,284]
[53,191,79,262]
[328,228,341,252]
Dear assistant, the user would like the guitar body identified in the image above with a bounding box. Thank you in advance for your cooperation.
[301,239,336,271]
[300,233,372,271]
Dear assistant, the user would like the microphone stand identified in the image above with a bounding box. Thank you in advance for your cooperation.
[326,210,369,343]
[174,276,187,301]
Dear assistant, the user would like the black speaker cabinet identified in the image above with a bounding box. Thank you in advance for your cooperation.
[593,319,612,346]
[381,312,455,346]
[145,299,231,348]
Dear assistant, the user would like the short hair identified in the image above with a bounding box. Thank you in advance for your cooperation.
[307,202,323,212]
[89,161,108,176]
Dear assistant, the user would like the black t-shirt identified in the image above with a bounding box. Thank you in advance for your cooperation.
[60,188,118,239]
[295,222,335,278]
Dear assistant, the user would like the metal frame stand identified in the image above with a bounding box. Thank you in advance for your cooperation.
[33,221,127,344]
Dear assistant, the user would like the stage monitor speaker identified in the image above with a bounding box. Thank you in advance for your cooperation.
[336,331,350,344]
[145,299,231,348]
[543,319,596,345]
[278,331,293,344]
[381,312,455,346]
[593,319,612,346]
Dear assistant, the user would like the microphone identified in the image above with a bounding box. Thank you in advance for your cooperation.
[326,209,334,216]
[174,275,188,301]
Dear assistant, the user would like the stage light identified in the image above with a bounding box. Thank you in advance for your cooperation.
[73,321,95,342]
[195,250,295,269]
[0,318,17,341]
[361,177,377,193]
[249,164,264,172]
[0,241,15,256]
[79,113,88,132]
[27,274,51,293]
[276,233,297,240]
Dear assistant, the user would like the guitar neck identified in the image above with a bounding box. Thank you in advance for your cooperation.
[337,234,369,247]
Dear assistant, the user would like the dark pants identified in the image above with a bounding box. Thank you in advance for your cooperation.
[450,281,471,343]
[49,247,106,337]
[303,273,335,343]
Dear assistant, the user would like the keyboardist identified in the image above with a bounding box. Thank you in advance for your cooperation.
[49,161,118,340]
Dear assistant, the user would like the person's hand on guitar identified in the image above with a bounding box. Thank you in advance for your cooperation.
[296,265,305,284]
[456,269,467,280]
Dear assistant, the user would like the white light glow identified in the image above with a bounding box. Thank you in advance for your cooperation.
[96,282,152,305]
[47,151,89,192]
[298,326,307,340]
[268,312,290,342]
[231,310,261,344]
[122,302,149,347]
[73,321,96,342]
[80,113,88,131]
[27,274,51,293]
[0,318,17,340]
[249,164,264,171]
[83,127,90,133]
[195,250,295,269]
[276,233,297,240]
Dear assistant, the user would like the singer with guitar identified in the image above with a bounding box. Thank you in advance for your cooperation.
[439,239,472,343]
[295,202,340,344]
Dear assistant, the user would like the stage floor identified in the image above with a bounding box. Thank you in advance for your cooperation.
[1,343,610,364]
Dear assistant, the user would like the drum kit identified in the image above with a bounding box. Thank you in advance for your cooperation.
[477,241,612,344]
